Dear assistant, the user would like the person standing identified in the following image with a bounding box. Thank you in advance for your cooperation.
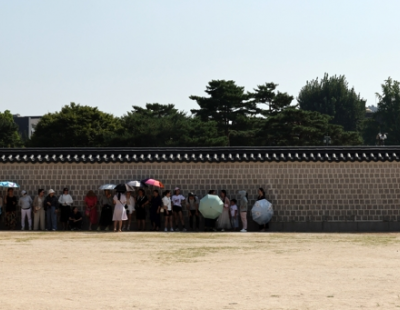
[238,190,248,232]
[229,199,239,231]
[19,190,33,230]
[171,187,186,232]
[84,190,98,231]
[217,190,231,232]
[135,189,149,231]
[33,189,46,231]
[204,190,217,232]
[98,190,114,231]
[44,189,58,231]
[58,188,73,230]
[123,191,135,231]
[4,188,17,230]
[256,188,269,232]
[162,190,173,232]
[113,190,128,232]
[187,192,200,231]
[150,190,162,231]
[0,192,3,225]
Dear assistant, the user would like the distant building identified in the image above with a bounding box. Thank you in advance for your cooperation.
[365,107,375,119]
[12,114,42,139]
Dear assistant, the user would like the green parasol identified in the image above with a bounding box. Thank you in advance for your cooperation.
[199,194,223,219]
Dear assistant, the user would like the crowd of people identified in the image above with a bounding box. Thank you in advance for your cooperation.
[0,186,270,232]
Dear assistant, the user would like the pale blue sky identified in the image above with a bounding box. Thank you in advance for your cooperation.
[1,0,399,117]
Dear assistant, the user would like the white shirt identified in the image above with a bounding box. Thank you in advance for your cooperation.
[162,196,172,211]
[126,196,135,212]
[113,194,127,207]
[171,195,185,207]
[59,194,73,205]
[230,204,238,217]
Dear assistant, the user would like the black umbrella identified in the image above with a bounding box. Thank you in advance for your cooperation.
[140,179,150,188]
[114,183,127,192]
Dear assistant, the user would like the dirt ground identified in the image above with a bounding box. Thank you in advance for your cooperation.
[0,232,399,310]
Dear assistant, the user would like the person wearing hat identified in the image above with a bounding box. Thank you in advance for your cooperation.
[171,187,186,232]
[19,190,33,230]
[58,188,74,230]
[33,189,46,231]
[44,189,58,231]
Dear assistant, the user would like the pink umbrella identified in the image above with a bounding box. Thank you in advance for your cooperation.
[141,178,164,188]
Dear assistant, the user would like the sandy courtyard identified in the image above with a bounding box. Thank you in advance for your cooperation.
[0,232,399,310]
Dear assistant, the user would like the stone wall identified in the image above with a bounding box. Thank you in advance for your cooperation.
[1,161,399,231]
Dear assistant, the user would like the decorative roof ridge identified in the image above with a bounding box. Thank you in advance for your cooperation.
[0,146,399,164]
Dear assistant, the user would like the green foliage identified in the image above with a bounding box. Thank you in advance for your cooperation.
[0,110,23,147]
[372,77,400,145]
[260,107,362,146]
[28,103,121,147]
[24,77,371,148]
[298,73,366,132]
[248,82,295,116]
[362,118,380,145]
[106,103,227,147]
[190,80,258,145]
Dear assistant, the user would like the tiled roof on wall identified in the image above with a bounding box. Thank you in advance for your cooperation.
[0,147,399,164]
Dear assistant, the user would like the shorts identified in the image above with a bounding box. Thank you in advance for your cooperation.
[173,205,182,213]
[164,210,173,217]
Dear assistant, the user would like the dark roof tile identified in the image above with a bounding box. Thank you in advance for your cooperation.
[1,147,400,164]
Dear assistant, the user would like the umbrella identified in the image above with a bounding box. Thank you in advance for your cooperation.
[141,178,164,188]
[114,184,127,192]
[127,180,142,188]
[199,195,223,219]
[98,184,117,190]
[0,181,20,188]
[251,199,274,225]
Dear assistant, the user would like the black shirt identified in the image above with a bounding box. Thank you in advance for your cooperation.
[44,195,59,209]
[136,196,148,208]
[70,211,82,221]
[5,196,17,212]
[257,195,266,201]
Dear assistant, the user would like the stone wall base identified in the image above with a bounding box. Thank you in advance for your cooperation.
[269,222,400,232]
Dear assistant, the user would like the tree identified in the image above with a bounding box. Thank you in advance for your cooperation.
[190,80,258,145]
[28,103,121,147]
[0,110,23,147]
[362,118,380,145]
[260,107,362,146]
[106,103,227,147]
[372,77,400,145]
[248,82,294,116]
[298,73,366,132]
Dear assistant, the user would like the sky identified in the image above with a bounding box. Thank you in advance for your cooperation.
[1,0,399,117]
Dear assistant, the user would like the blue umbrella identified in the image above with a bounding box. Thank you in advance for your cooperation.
[199,195,223,219]
[0,181,20,188]
[251,199,274,225]
[99,184,117,190]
